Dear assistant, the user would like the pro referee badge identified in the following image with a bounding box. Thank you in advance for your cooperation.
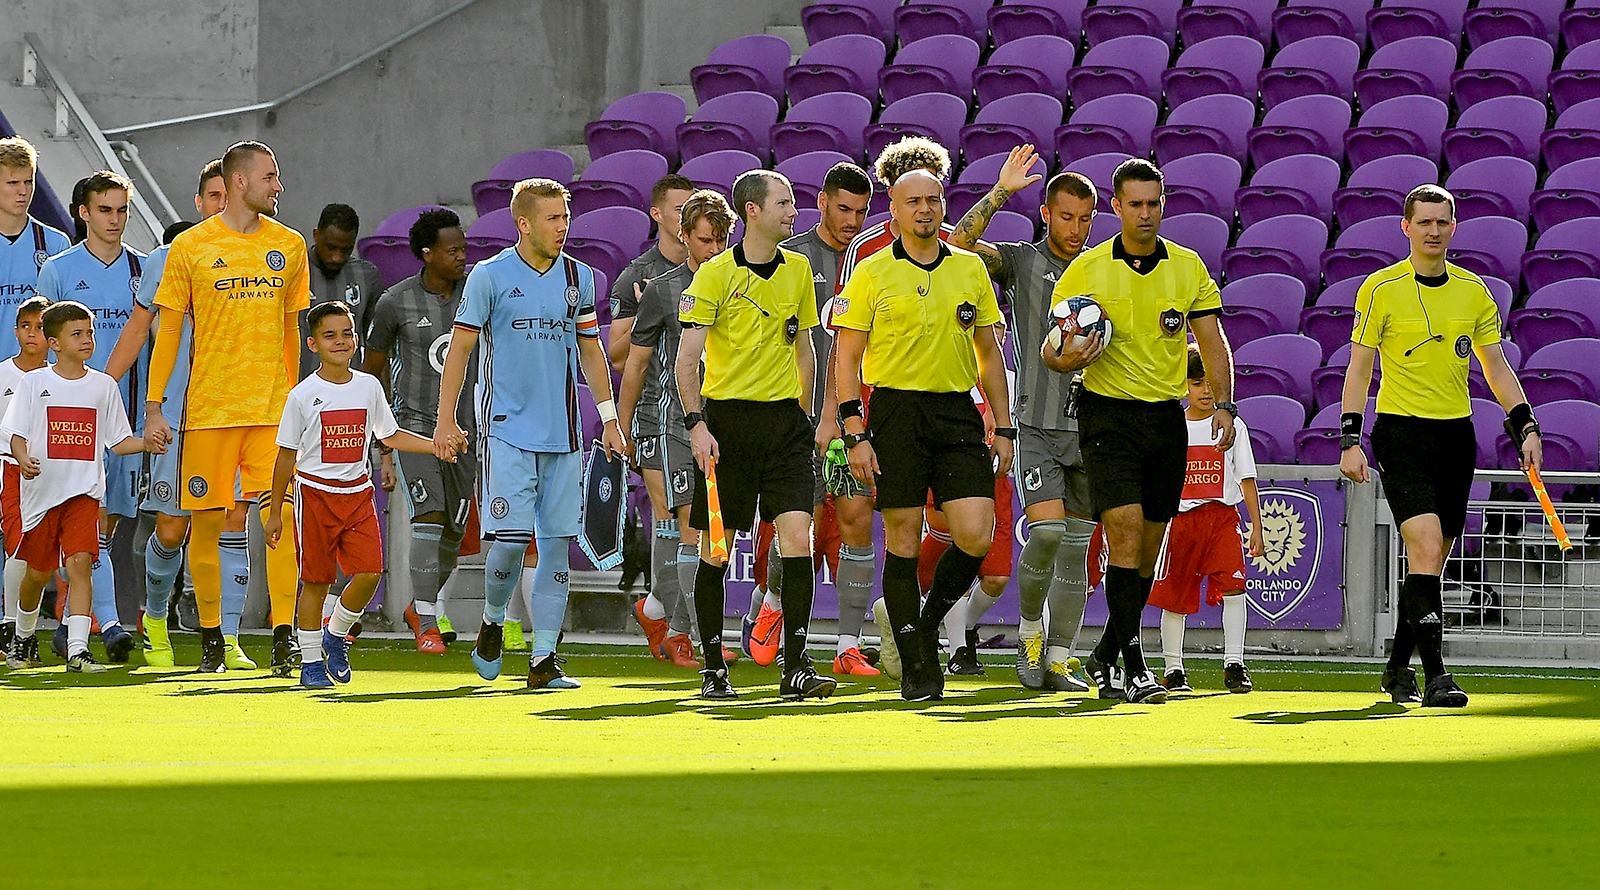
[1455,335,1471,358]
[957,301,977,329]
[785,314,799,344]
[1160,308,1184,335]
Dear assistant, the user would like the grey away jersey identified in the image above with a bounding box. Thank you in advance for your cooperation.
[302,255,384,378]
[780,225,843,417]
[611,244,680,436]
[629,262,693,443]
[996,239,1079,431]
[366,274,476,436]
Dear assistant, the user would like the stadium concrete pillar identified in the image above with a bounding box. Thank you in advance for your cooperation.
[1341,479,1380,657]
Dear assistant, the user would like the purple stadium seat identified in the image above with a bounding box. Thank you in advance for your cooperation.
[776,150,855,208]
[1311,343,1382,412]
[569,150,669,217]
[1162,153,1242,220]
[359,238,421,289]
[1523,340,1600,406]
[986,210,1039,244]
[1236,153,1341,228]
[1444,157,1536,222]
[1083,0,1181,47]
[1161,36,1265,108]
[977,35,1077,105]
[1530,158,1600,233]
[1442,95,1547,168]
[584,92,687,162]
[1056,94,1159,162]
[894,0,992,44]
[1510,399,1600,471]
[691,34,791,104]
[676,91,780,163]
[1223,214,1329,291]
[1066,35,1171,105]
[1321,215,1408,285]
[1160,213,1230,278]
[1450,37,1555,112]
[879,35,979,106]
[1333,155,1438,229]
[568,207,652,263]
[1354,36,1457,107]
[1258,35,1360,111]
[1366,0,1468,51]
[948,152,1048,221]
[1220,273,1306,344]
[678,149,762,194]
[960,93,1065,166]
[1562,1,1600,53]
[1271,0,1371,47]
[793,208,823,235]
[1483,276,1514,325]
[989,0,1091,45]
[1449,216,1528,284]
[864,93,969,164]
[771,92,872,164]
[1234,333,1323,406]
[467,208,517,243]
[1343,95,1448,169]
[1299,276,1364,360]
[471,150,575,216]
[373,205,448,237]
[1063,152,1135,212]
[1468,398,1512,468]
[1179,0,1279,45]
[1508,279,1600,357]
[1465,0,1564,48]
[1522,219,1600,294]
[1551,42,1600,117]
[1297,398,1377,465]
[1246,94,1350,168]
[1153,94,1257,164]
[1540,97,1600,171]
[802,0,899,45]
[1237,394,1309,464]
[784,35,885,105]
[1086,213,1121,248]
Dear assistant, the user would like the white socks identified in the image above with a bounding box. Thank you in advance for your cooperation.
[64,614,91,658]
[1223,594,1247,666]
[1160,609,1186,675]
[298,628,323,664]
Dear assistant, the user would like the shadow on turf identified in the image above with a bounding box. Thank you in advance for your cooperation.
[1237,702,1412,724]
[532,683,1076,722]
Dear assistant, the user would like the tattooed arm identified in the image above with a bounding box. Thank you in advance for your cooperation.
[947,143,1044,277]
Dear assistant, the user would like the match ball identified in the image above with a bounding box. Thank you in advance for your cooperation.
[1044,296,1112,354]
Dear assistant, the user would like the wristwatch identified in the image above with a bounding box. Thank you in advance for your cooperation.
[843,431,871,449]
[1215,400,1239,418]
[683,412,704,432]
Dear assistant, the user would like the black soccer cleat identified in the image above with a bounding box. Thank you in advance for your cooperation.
[1124,670,1169,704]
[859,645,881,667]
[1083,652,1125,701]
[1162,668,1193,693]
[1423,672,1469,708]
[0,621,13,655]
[1381,665,1422,704]
[780,664,837,701]
[700,667,737,700]
[918,626,946,699]
[1223,661,1253,693]
[269,625,298,678]
[6,632,40,670]
[102,625,136,663]
[527,653,581,689]
[947,645,984,676]
[198,630,227,674]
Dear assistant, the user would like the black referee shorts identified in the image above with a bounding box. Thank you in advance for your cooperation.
[691,399,814,532]
[1078,389,1188,523]
[1372,413,1477,540]
[867,388,994,511]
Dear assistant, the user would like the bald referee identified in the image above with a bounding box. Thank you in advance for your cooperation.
[1050,158,1234,705]
[676,169,835,702]
[1340,185,1540,708]
[833,168,1012,703]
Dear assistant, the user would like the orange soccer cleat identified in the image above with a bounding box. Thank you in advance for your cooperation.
[663,633,702,668]
[832,647,881,676]
[748,603,783,666]
[634,598,670,661]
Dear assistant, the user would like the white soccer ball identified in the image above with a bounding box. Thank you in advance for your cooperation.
[1044,296,1112,354]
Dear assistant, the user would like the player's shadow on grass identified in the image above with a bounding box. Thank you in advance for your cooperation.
[1,668,169,690]
[927,695,1126,722]
[320,685,530,703]
[533,684,1046,721]
[1236,702,1412,724]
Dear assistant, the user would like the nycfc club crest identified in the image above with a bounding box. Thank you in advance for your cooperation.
[129,277,141,295]
[1160,308,1184,335]
[188,476,208,497]
[34,250,48,269]
[265,249,286,271]
[957,301,976,329]
[565,285,580,307]
[1242,488,1323,622]
[153,480,173,503]
[490,496,510,519]
[1455,335,1472,358]
[598,476,613,502]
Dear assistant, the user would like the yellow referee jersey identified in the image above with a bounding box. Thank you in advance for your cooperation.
[1353,258,1501,420]
[832,240,1002,393]
[679,244,818,402]
[1052,236,1222,402]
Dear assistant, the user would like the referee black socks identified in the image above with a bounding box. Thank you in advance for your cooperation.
[778,555,814,671]
[921,544,985,633]
[1101,566,1152,678]
[694,560,729,671]
[1403,573,1447,679]
[881,552,923,671]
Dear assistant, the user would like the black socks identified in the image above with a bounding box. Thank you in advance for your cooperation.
[694,560,729,670]
[778,555,813,671]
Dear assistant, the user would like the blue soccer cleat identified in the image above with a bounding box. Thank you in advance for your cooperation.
[51,623,69,659]
[300,660,334,689]
[740,611,756,660]
[322,627,352,684]
[102,625,136,663]
[471,621,503,681]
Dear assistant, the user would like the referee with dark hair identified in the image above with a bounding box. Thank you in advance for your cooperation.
[676,169,835,701]
[833,167,1013,703]
[1340,184,1541,708]
[1050,158,1234,705]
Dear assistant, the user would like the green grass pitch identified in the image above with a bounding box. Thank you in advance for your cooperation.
[2,639,1597,889]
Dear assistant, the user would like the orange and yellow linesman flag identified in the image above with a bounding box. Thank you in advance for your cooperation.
[705,459,729,560]
[1525,465,1573,552]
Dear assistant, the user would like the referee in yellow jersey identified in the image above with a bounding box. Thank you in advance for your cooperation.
[1340,185,1542,708]
[1050,158,1235,705]
[833,168,1013,703]
[676,169,835,702]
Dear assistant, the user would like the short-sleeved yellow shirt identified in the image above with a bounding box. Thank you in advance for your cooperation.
[153,215,311,430]
[679,244,818,402]
[832,240,1002,393]
[1052,235,1222,403]
[1353,259,1502,420]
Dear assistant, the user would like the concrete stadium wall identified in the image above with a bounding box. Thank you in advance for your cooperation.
[2,0,805,236]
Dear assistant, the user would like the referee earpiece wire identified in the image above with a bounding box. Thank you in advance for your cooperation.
[736,269,770,317]
[1403,276,1444,357]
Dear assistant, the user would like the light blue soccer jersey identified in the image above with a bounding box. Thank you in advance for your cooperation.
[134,244,191,417]
[35,242,148,417]
[453,247,599,454]
[0,218,71,333]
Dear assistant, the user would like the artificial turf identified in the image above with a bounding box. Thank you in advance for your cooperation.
[2,638,1597,889]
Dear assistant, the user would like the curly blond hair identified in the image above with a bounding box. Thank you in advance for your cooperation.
[872,136,950,188]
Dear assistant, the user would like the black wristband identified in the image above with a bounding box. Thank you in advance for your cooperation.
[1505,402,1538,446]
[1340,412,1363,437]
[1339,433,1361,451]
[683,412,703,432]
[839,399,864,421]
[994,427,1018,440]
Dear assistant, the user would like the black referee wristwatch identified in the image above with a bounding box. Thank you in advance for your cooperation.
[1215,401,1239,418]
[843,431,871,449]
[683,412,704,432]
[994,427,1018,440]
